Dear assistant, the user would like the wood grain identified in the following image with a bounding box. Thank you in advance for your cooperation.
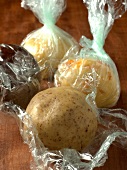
[0,0,127,169]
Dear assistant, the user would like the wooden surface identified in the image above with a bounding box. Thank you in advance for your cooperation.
[0,0,127,169]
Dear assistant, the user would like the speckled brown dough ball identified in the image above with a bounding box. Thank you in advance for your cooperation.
[26,86,97,151]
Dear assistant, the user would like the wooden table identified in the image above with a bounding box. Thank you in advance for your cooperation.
[0,0,127,169]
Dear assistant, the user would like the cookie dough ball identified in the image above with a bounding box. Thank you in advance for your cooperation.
[21,26,79,79]
[26,86,97,151]
[0,44,40,109]
[54,58,120,108]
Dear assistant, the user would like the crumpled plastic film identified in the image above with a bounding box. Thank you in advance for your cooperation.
[1,102,127,170]
[21,0,79,81]
[21,0,66,24]
[0,44,40,109]
[54,0,127,108]
[82,0,127,51]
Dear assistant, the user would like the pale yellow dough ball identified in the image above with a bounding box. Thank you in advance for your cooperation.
[26,86,97,151]
[22,27,79,79]
[55,59,120,108]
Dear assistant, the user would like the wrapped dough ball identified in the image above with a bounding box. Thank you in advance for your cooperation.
[21,26,79,80]
[54,58,120,108]
[0,44,40,109]
[26,86,98,151]
[21,0,79,80]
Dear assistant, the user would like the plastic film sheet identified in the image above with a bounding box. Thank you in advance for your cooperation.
[0,102,127,170]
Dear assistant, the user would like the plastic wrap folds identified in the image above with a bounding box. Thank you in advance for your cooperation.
[1,102,127,170]
[0,44,40,109]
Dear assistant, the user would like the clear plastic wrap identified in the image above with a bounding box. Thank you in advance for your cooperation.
[54,0,127,108]
[21,0,79,81]
[1,99,127,170]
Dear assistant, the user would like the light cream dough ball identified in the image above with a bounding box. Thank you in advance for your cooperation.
[54,58,120,108]
[21,26,79,79]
